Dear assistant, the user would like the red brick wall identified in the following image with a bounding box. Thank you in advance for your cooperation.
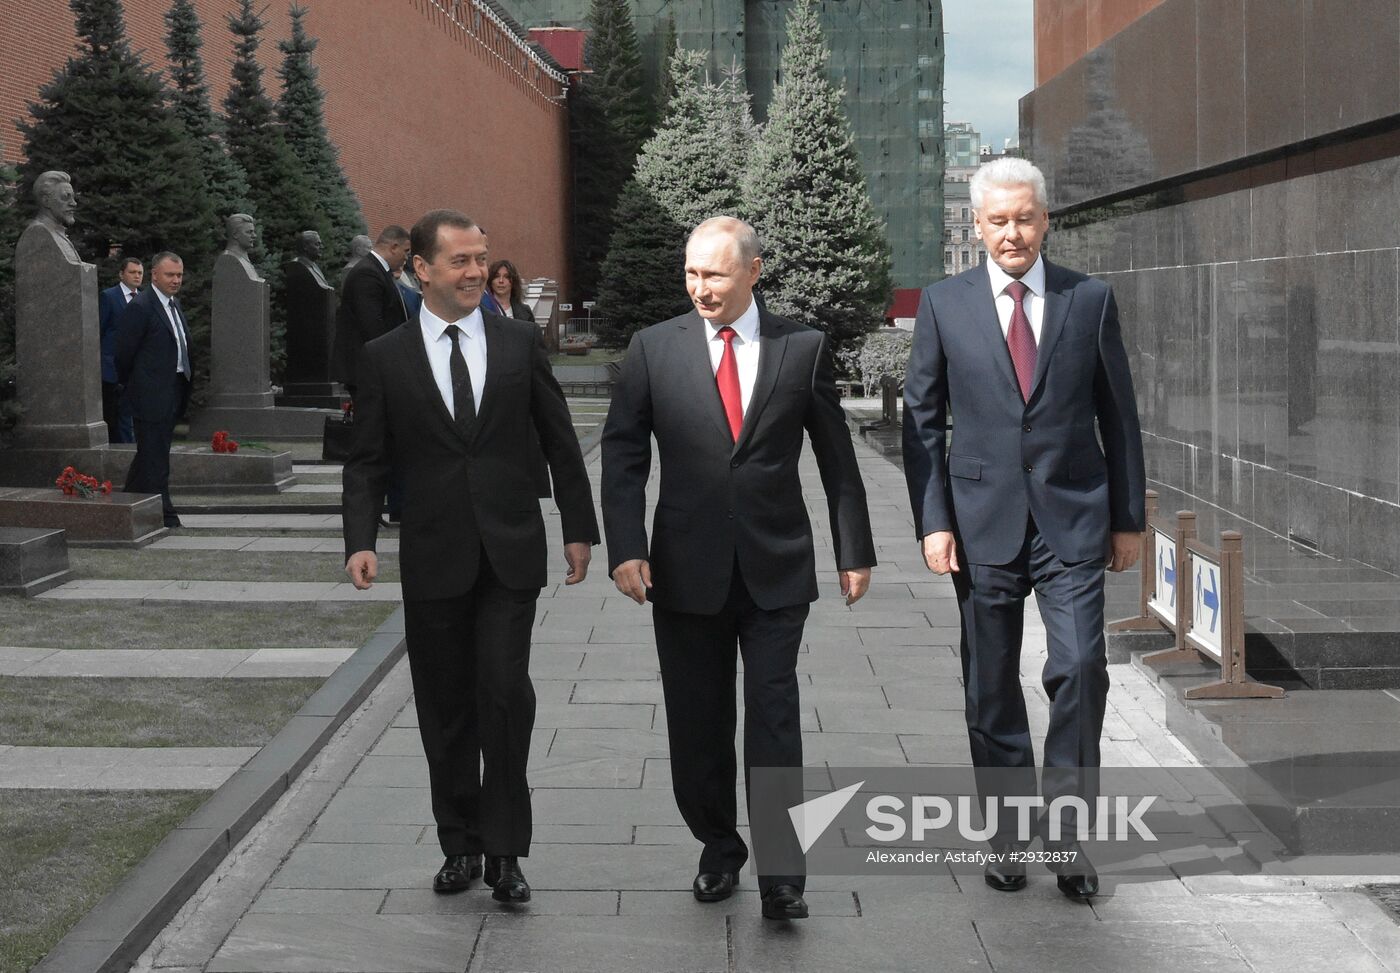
[1035,0,1167,84]
[0,0,572,292]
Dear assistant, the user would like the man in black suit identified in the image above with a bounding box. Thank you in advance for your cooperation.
[99,257,142,443]
[331,225,412,399]
[116,251,193,528]
[343,209,598,904]
[902,157,1146,900]
[601,216,876,920]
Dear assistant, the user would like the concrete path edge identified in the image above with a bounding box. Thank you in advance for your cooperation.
[31,606,408,973]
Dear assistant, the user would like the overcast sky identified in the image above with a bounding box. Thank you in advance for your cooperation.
[941,0,1034,152]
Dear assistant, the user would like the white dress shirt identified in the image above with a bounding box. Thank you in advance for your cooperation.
[420,303,486,417]
[369,250,389,273]
[705,297,761,414]
[986,254,1046,345]
[121,284,137,302]
[156,290,190,376]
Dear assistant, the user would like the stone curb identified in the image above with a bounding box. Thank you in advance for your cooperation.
[32,607,407,973]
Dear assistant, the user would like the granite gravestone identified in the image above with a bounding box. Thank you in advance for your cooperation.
[279,230,339,406]
[13,171,106,448]
[207,214,273,410]
[192,216,338,437]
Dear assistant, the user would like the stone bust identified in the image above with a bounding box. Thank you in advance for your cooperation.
[293,230,329,288]
[223,213,258,261]
[28,170,81,261]
[348,234,372,265]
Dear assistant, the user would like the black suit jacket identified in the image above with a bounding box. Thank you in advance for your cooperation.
[331,254,408,387]
[114,287,192,422]
[342,312,599,600]
[601,308,876,615]
[901,259,1146,565]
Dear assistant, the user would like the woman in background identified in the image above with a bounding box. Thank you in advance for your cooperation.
[482,259,535,321]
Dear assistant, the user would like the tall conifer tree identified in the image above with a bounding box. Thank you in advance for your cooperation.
[277,4,365,271]
[569,0,651,302]
[741,0,891,354]
[595,47,756,345]
[0,146,23,428]
[19,0,219,387]
[165,0,253,222]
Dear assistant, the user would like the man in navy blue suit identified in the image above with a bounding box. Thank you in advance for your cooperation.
[116,251,193,528]
[902,158,1145,901]
[99,257,142,443]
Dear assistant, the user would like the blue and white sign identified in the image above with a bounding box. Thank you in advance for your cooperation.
[1147,528,1177,624]
[1186,550,1224,659]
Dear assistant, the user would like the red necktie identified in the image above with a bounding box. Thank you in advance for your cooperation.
[716,326,743,441]
[1005,280,1036,401]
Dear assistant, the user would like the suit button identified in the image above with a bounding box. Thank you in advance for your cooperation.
[1024,464,1033,473]
[1023,424,1032,433]
[730,460,739,469]
[727,510,734,519]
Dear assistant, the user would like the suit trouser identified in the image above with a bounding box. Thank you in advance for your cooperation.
[101,382,134,443]
[951,517,1108,846]
[402,548,539,858]
[651,564,809,894]
[124,377,188,519]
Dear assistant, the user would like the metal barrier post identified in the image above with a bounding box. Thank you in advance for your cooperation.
[1108,490,1161,632]
[1184,530,1284,699]
[1143,510,1199,668]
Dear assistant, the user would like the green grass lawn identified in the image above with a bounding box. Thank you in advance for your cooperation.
[548,347,623,365]
[0,600,396,649]
[0,677,322,747]
[0,789,208,973]
[67,548,399,583]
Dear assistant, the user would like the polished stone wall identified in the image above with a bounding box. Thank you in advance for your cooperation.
[1025,0,1400,575]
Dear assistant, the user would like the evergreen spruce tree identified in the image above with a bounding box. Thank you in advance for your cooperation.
[569,0,651,302]
[19,0,219,390]
[741,0,891,355]
[165,0,253,222]
[0,147,24,429]
[654,14,678,116]
[277,4,365,271]
[223,0,324,376]
[594,46,756,345]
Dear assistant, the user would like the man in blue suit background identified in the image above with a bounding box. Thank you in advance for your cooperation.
[116,251,193,528]
[902,157,1145,901]
[99,256,142,443]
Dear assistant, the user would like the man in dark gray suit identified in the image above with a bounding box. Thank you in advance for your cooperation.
[902,157,1145,901]
[602,217,876,921]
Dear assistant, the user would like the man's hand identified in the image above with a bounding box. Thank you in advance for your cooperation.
[922,531,960,575]
[839,568,871,606]
[1108,531,1143,573]
[564,542,592,585]
[613,558,652,605]
[346,550,378,590]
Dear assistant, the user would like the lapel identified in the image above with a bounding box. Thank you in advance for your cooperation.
[963,263,1021,397]
[1029,260,1077,399]
[473,312,510,438]
[677,311,736,444]
[732,310,790,457]
[374,256,408,321]
[404,316,470,443]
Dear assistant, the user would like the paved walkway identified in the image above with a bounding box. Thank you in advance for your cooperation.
[37,579,403,602]
[0,646,354,678]
[130,437,1400,973]
[149,537,399,553]
[0,746,258,789]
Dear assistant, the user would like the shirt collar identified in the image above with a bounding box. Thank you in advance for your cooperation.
[705,296,760,344]
[369,250,389,273]
[420,302,483,342]
[121,284,137,299]
[987,253,1046,299]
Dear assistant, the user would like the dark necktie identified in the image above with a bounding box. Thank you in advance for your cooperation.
[170,298,192,379]
[125,290,134,302]
[444,324,475,422]
[1005,280,1035,401]
[715,326,742,441]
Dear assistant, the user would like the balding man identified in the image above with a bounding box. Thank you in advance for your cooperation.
[332,225,412,398]
[601,216,875,921]
[116,251,194,528]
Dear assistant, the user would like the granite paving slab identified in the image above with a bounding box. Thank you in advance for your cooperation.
[467,914,726,973]
[207,914,473,972]
[36,578,404,602]
[0,745,256,789]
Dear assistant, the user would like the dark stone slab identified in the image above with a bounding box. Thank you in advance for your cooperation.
[282,258,336,388]
[0,488,164,547]
[0,444,296,494]
[190,405,340,441]
[0,526,72,595]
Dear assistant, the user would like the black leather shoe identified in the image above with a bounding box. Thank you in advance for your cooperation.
[164,516,182,529]
[1046,842,1098,901]
[485,855,531,902]
[984,846,1027,892]
[692,871,739,902]
[432,854,482,894]
[760,884,809,920]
